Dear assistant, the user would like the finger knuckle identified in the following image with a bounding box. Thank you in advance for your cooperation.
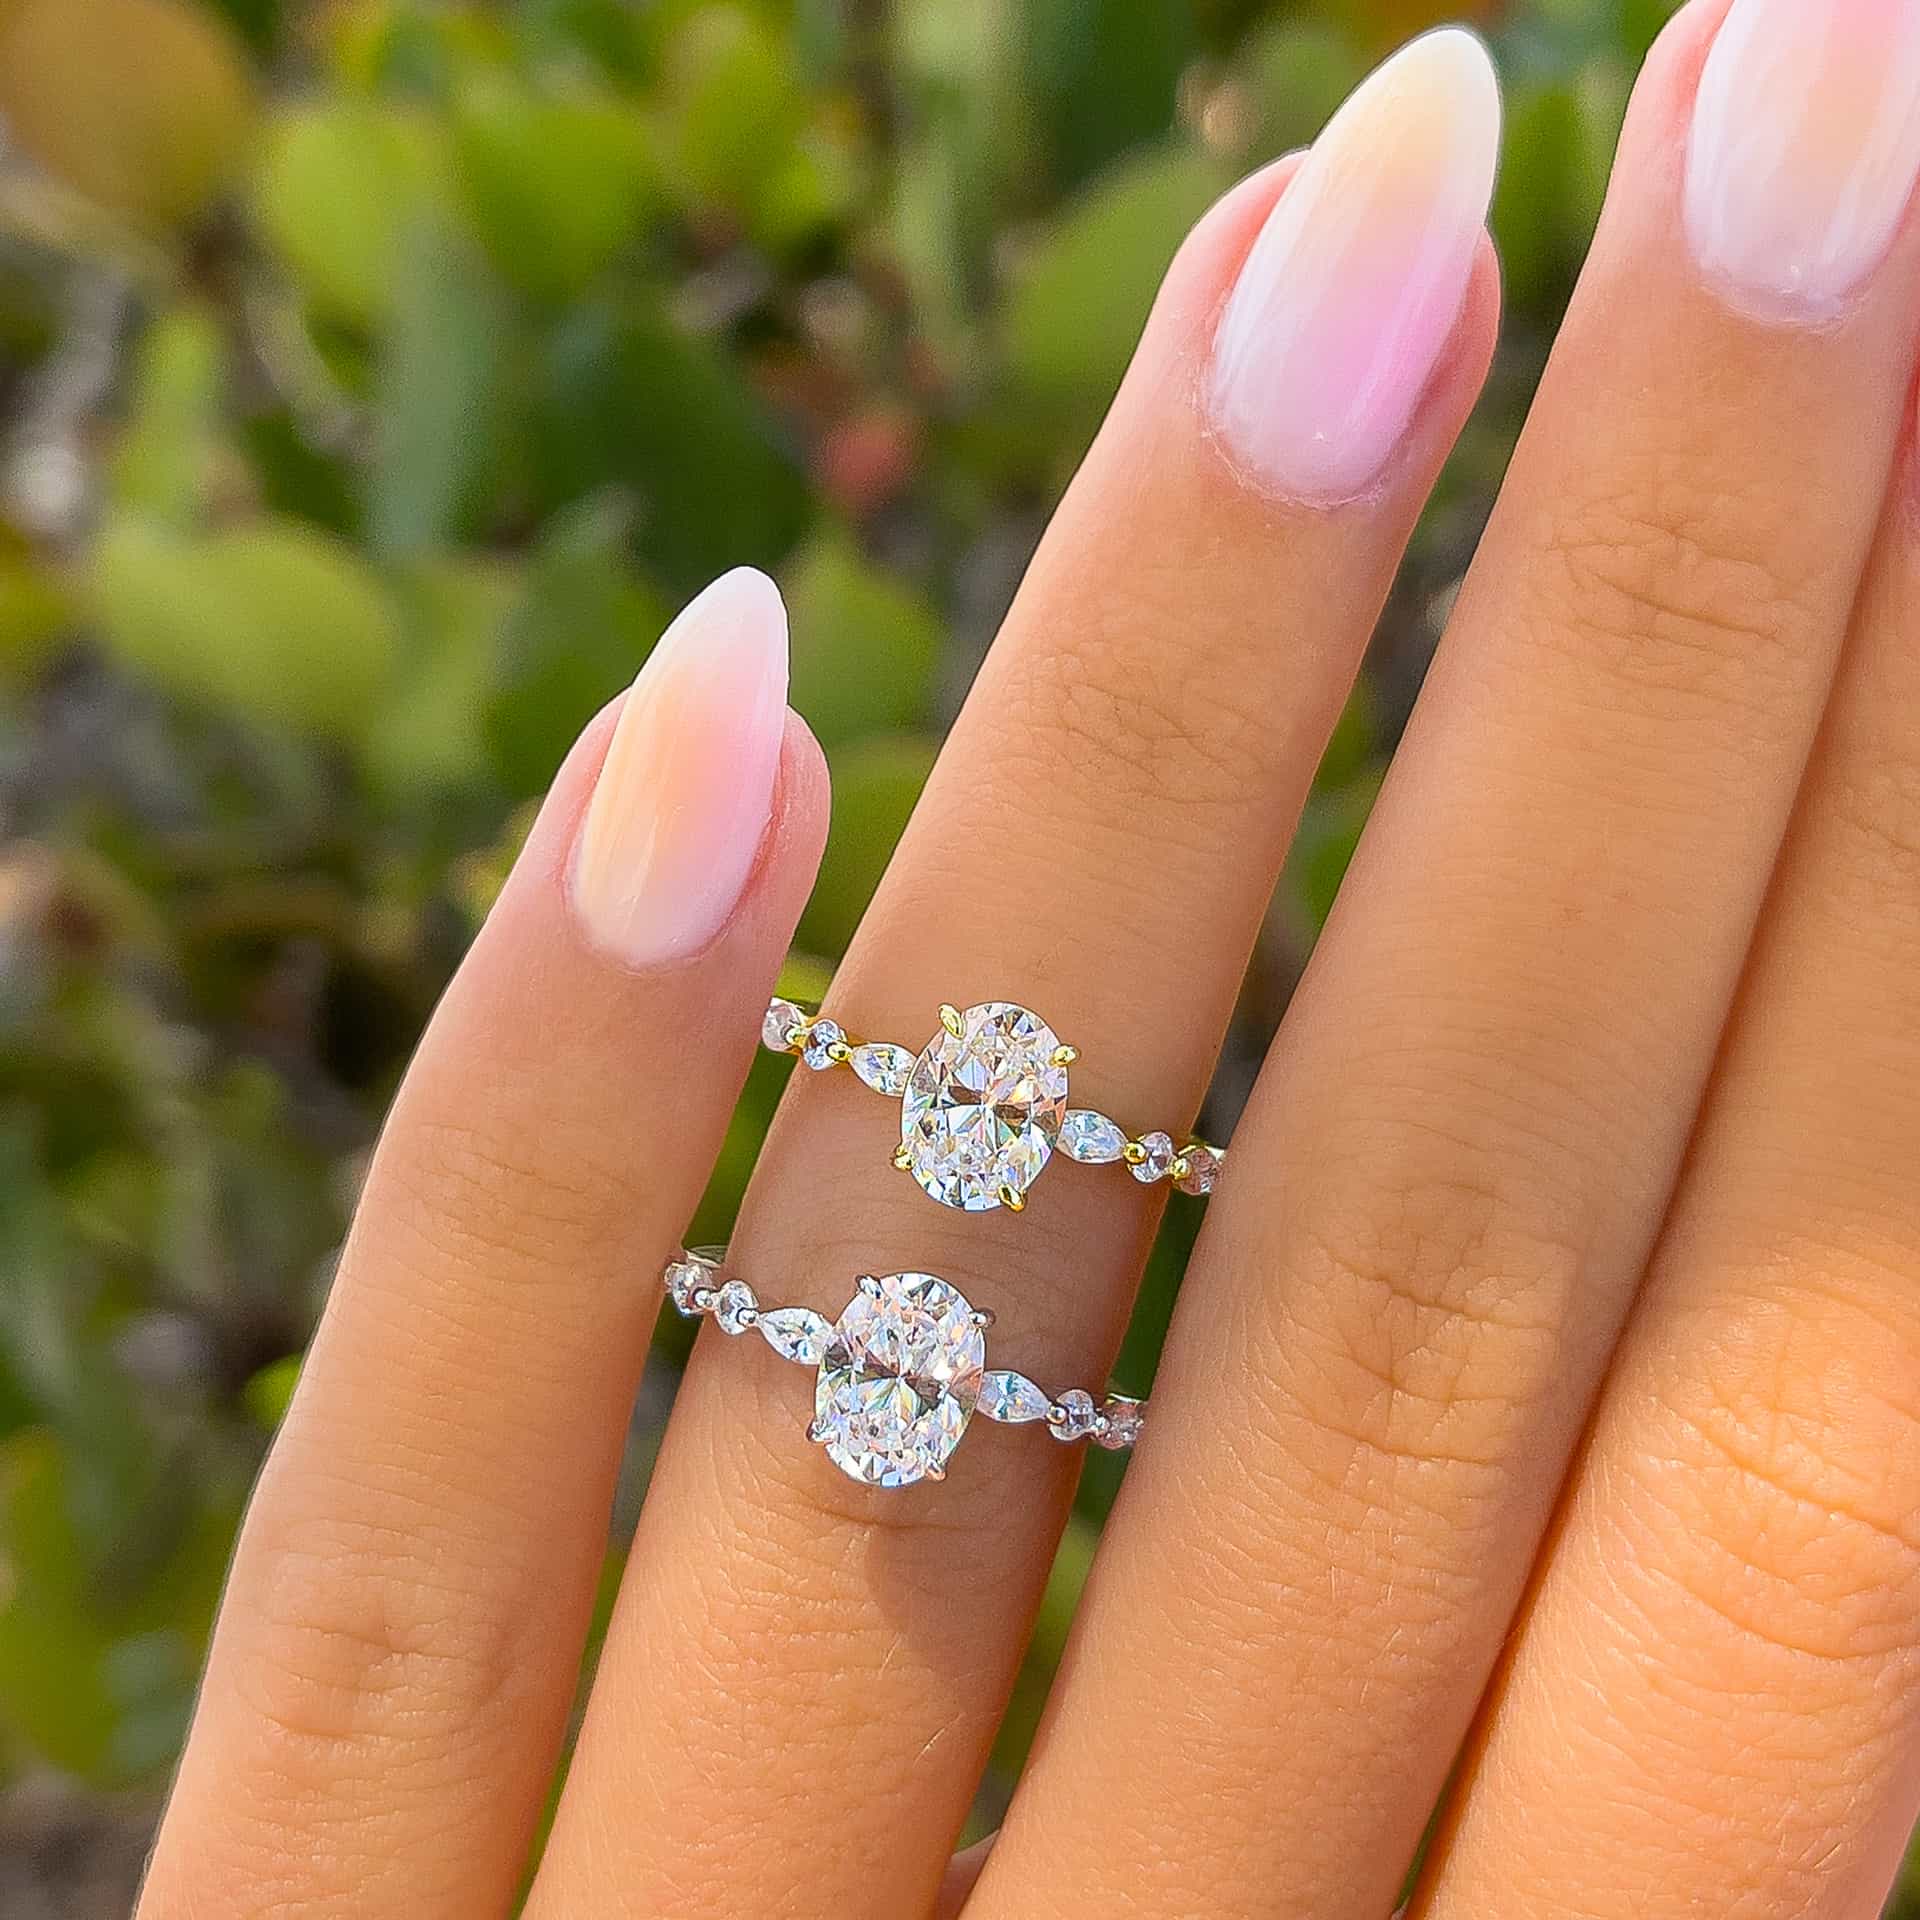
[1253,1157,1580,1530]
[227,1498,534,1784]
[1527,461,1831,723]
[1631,1256,1920,1671]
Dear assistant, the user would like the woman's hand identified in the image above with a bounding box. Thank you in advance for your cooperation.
[138,2,1920,1915]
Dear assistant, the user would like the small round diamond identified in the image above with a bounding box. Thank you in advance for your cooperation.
[1129,1130,1176,1185]
[713,1279,759,1334]
[762,997,807,1053]
[1175,1142,1222,1195]
[813,1272,985,1486]
[801,1019,846,1071]
[1049,1388,1102,1441]
[1095,1396,1145,1449]
[665,1255,712,1317]
[900,1003,1069,1211]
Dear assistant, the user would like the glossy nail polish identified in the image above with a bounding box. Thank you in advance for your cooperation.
[1685,0,1920,324]
[570,567,788,967]
[1207,27,1501,506]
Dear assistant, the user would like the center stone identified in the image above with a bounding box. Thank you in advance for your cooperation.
[813,1273,985,1487]
[900,1002,1069,1211]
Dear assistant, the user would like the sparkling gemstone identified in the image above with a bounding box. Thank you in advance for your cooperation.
[1095,1396,1145,1450]
[1049,1388,1102,1441]
[801,1019,845,1072]
[762,997,807,1053]
[665,1255,712,1317]
[1130,1130,1176,1185]
[900,1003,1069,1211]
[1059,1108,1127,1165]
[850,1042,914,1097]
[1175,1142,1222,1196]
[813,1272,985,1487]
[978,1369,1052,1424]
[713,1279,759,1335]
[758,1306,831,1366]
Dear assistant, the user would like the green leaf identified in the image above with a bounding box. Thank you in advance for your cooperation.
[361,556,517,800]
[797,735,936,955]
[783,533,940,750]
[92,514,401,738]
[368,218,508,560]
[110,303,224,525]
[0,1431,118,1778]
[1004,143,1225,443]
[534,297,811,595]
[243,1354,302,1430]
[1022,0,1192,189]
[452,80,655,300]
[484,495,669,797]
[661,5,805,215]
[253,101,449,324]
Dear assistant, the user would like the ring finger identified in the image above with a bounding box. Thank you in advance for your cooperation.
[524,33,1503,1920]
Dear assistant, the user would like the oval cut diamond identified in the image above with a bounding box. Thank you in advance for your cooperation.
[813,1272,985,1487]
[900,1002,1069,1211]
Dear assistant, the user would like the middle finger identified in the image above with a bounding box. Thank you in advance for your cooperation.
[526,32,1502,1920]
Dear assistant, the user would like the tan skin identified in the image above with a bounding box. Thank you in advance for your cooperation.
[140,6,1920,1916]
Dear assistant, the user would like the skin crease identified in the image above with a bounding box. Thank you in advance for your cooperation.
[139,2,1920,1917]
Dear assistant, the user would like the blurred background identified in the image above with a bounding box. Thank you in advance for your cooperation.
[10,1,1907,1914]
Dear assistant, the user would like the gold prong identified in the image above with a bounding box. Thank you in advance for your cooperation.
[1171,1153,1192,1185]
[825,1040,853,1065]
[1051,1044,1079,1068]
[997,1183,1026,1213]
[892,1144,915,1171]
[924,1462,946,1481]
[939,1003,964,1037]
[1122,1140,1149,1167]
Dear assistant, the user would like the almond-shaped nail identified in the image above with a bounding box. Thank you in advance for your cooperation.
[1206,27,1501,506]
[570,566,787,967]
[1685,0,1920,324]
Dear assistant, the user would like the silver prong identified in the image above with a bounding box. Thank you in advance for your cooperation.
[857,1273,882,1298]
[972,1307,996,1330]
[923,1462,946,1481]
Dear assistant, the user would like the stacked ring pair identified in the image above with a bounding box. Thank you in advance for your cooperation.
[663,997,1226,1488]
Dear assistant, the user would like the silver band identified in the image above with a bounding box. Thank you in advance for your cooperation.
[761,995,1226,1215]
[664,1249,1146,1489]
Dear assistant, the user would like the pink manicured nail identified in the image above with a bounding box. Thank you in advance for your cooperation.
[1206,27,1501,506]
[1685,0,1920,324]
[570,567,788,967]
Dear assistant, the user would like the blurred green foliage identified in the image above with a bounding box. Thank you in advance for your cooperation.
[9,0,1885,1908]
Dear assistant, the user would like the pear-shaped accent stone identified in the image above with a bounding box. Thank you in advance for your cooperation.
[758,1306,832,1366]
[1059,1108,1126,1165]
[900,1002,1069,1211]
[850,1042,914,1097]
[978,1369,1052,1424]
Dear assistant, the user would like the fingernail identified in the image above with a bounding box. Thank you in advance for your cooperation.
[1206,27,1501,505]
[1685,0,1920,324]
[570,567,788,967]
